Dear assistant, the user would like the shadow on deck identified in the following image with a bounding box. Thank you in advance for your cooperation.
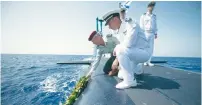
[74,57,201,105]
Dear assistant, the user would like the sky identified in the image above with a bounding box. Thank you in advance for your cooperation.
[1,1,201,57]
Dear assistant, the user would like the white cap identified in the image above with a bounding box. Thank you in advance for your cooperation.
[102,9,120,26]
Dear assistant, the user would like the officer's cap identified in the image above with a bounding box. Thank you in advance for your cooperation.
[148,1,156,7]
[102,9,120,26]
[88,31,97,41]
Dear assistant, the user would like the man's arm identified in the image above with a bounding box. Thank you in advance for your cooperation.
[87,49,103,76]
[113,23,139,56]
[111,58,119,70]
[120,23,139,48]
[154,15,158,39]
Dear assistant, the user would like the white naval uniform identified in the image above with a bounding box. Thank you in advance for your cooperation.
[111,18,133,48]
[115,20,151,83]
[87,34,120,76]
[140,12,158,64]
[113,18,145,76]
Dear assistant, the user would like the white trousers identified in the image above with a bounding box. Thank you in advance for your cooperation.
[145,33,155,63]
[116,45,150,82]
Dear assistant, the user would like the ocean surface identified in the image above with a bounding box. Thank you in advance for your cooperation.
[1,54,201,105]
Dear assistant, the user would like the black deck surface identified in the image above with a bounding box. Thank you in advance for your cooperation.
[74,58,201,105]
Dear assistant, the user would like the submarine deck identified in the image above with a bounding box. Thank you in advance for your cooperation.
[74,57,201,105]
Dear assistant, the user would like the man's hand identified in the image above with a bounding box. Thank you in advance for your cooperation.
[155,34,158,39]
[111,58,119,70]
[109,58,119,76]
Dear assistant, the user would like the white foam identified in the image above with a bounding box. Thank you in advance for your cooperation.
[40,73,62,92]
[62,82,67,88]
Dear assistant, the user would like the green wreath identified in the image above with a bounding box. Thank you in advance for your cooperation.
[64,76,89,105]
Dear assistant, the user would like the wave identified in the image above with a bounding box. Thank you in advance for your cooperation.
[40,73,62,92]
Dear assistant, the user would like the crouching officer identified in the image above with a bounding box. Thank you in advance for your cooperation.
[87,31,120,76]
[103,10,151,89]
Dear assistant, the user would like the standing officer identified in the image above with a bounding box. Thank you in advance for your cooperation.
[140,1,158,66]
[103,10,151,89]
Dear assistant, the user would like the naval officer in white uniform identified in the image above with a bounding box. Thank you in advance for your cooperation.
[87,31,120,76]
[103,10,151,89]
[111,9,145,77]
[140,2,158,66]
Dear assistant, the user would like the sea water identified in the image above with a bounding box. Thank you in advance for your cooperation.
[1,54,201,105]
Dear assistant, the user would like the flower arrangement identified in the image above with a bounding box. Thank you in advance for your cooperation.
[64,76,89,105]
